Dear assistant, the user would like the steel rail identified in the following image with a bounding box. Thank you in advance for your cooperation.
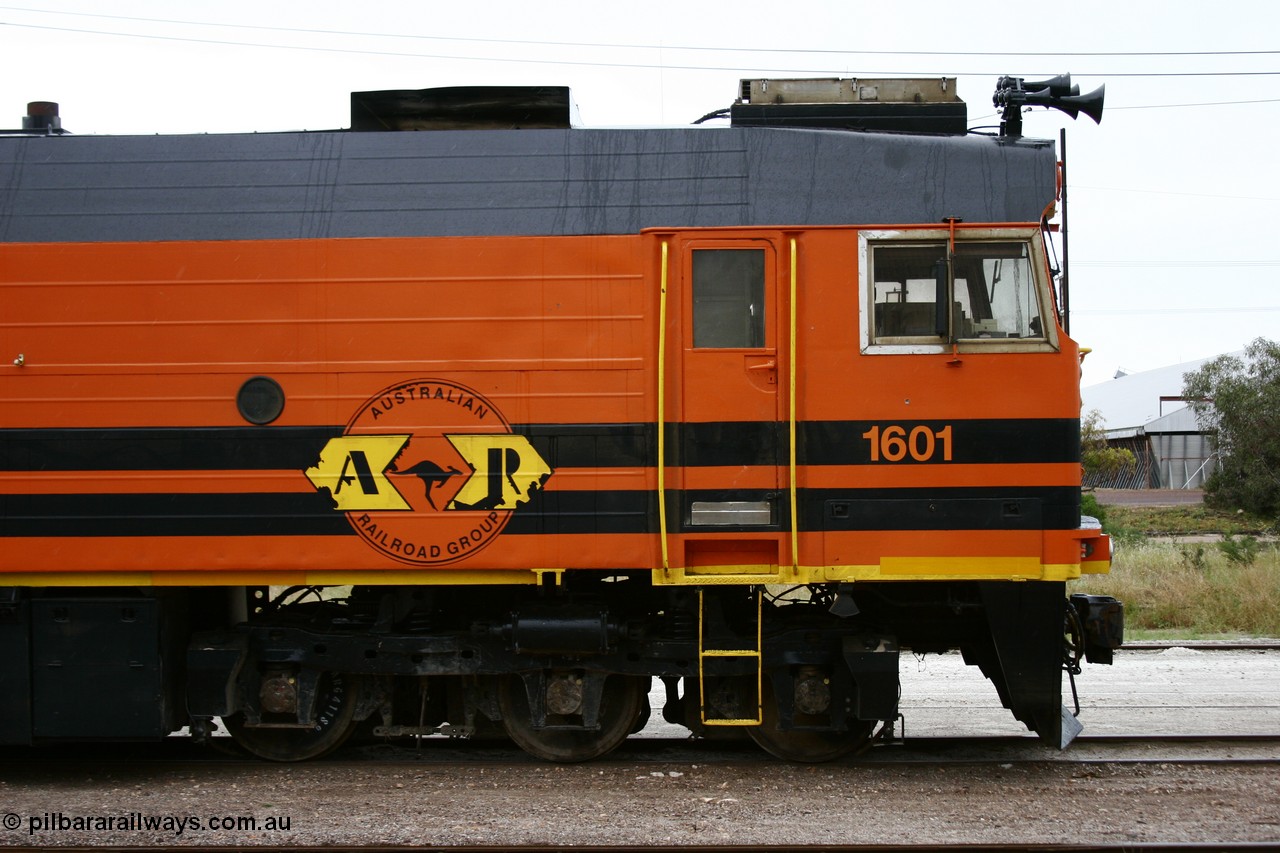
[1120,641,1280,651]
[6,732,1279,768]
[19,844,1280,853]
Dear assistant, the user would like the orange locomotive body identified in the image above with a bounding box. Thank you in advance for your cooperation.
[0,79,1120,761]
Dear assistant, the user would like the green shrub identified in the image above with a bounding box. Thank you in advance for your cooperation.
[1218,532,1260,566]
[1178,543,1207,571]
[1081,492,1107,530]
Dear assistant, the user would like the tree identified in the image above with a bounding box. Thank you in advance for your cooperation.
[1080,410,1135,530]
[1183,337,1280,517]
[1081,409,1136,482]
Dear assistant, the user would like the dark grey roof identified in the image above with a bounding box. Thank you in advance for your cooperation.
[0,126,1055,243]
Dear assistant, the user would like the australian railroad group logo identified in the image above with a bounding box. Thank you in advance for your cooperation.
[304,379,551,565]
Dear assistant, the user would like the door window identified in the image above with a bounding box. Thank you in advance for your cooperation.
[692,249,766,349]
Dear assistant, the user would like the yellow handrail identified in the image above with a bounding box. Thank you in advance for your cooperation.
[789,237,799,571]
[658,241,670,572]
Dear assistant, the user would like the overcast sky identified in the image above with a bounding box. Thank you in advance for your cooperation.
[3,0,1276,394]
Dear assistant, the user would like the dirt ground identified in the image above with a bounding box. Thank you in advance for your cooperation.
[2,755,1277,847]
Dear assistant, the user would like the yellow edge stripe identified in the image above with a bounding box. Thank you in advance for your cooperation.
[658,240,670,573]
[3,570,546,588]
[788,237,799,572]
[1,562,1094,588]
[652,562,1088,585]
[880,556,1043,575]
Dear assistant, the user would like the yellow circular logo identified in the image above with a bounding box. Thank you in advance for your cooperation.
[305,379,552,566]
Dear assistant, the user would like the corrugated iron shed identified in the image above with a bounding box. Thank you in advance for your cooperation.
[1081,356,1233,489]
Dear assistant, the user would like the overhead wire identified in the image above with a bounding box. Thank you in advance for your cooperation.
[1075,261,1280,268]
[1068,186,1280,202]
[1,13,1278,78]
[1111,98,1280,109]
[1074,307,1280,315]
[3,5,1280,60]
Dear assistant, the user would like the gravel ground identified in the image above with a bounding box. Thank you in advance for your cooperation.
[3,649,1278,848]
[3,756,1278,847]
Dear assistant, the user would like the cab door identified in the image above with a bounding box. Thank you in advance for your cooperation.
[666,235,786,571]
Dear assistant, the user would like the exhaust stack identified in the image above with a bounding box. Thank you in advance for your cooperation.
[23,102,62,133]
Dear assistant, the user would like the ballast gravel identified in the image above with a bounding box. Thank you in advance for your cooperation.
[3,758,1278,847]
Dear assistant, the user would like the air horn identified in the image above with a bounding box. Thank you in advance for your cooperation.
[993,74,1105,137]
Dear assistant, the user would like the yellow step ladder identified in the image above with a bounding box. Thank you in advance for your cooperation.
[697,588,762,726]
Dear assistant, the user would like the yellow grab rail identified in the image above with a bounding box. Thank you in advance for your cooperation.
[789,237,799,571]
[658,240,670,572]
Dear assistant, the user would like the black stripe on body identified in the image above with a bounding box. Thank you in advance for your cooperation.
[0,419,1078,472]
[2,486,1079,538]
[0,427,344,472]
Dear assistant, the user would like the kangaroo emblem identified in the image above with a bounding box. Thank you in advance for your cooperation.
[389,459,462,510]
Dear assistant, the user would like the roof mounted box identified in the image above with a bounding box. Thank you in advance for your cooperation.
[731,77,966,134]
[351,86,574,131]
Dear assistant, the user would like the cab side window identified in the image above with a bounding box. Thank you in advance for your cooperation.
[870,239,1045,344]
[871,244,948,341]
[953,242,1042,340]
[692,249,765,348]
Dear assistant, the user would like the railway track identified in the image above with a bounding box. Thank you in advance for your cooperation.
[1120,641,1280,651]
[7,840,1269,845]
[338,733,1280,770]
[8,832,1271,852]
[3,729,1278,769]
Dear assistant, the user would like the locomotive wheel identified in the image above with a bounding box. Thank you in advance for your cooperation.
[629,677,653,734]
[748,677,873,763]
[498,674,646,763]
[223,672,360,762]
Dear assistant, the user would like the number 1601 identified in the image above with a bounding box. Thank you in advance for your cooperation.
[860,424,954,463]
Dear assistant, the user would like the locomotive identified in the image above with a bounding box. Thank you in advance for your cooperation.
[0,75,1121,762]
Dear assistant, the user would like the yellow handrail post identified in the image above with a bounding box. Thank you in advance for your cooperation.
[658,241,670,574]
[789,238,799,574]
